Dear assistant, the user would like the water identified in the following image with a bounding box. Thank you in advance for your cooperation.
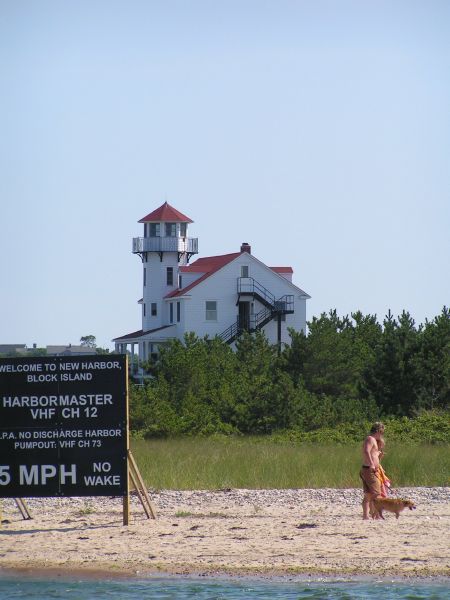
[0,575,449,600]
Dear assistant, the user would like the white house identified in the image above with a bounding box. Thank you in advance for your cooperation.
[113,202,310,363]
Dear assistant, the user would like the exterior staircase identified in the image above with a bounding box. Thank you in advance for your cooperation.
[218,277,294,344]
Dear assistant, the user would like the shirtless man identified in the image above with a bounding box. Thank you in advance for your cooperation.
[360,422,385,519]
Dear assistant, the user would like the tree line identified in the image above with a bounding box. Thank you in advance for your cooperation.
[0,336,110,357]
[130,307,449,437]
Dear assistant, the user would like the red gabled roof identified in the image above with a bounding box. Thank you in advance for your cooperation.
[166,252,240,298]
[270,267,293,274]
[138,202,193,223]
[180,253,241,273]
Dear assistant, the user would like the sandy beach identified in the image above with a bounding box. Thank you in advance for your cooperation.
[1,487,449,579]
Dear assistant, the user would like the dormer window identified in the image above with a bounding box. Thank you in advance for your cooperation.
[150,223,160,237]
[165,223,176,237]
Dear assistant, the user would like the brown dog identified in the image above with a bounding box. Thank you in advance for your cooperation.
[372,498,416,520]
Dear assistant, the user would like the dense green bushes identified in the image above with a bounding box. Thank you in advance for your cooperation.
[129,307,449,440]
[269,411,450,444]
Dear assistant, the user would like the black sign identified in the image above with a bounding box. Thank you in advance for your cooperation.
[0,355,128,498]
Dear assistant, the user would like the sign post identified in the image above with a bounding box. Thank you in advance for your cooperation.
[0,355,129,519]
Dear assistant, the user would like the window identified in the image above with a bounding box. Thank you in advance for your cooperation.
[143,268,146,286]
[177,301,180,322]
[143,303,146,316]
[241,265,249,278]
[150,223,160,237]
[150,344,158,362]
[169,303,174,323]
[166,267,173,285]
[180,223,187,237]
[205,301,217,321]
[151,303,157,316]
[165,222,176,237]
[178,274,182,289]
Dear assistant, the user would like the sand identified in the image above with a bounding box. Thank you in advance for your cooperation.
[1,487,449,579]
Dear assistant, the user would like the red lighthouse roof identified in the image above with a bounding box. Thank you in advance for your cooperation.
[138,201,193,223]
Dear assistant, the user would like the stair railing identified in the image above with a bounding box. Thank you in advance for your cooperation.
[237,277,276,307]
[218,283,294,344]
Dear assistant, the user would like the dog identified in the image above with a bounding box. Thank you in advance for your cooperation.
[372,498,416,520]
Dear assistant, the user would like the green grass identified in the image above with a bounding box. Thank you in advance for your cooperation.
[175,510,229,518]
[77,502,96,515]
[130,437,450,490]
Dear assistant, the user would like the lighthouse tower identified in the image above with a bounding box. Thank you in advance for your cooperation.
[132,202,198,332]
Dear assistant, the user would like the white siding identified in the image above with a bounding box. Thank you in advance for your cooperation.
[142,252,180,330]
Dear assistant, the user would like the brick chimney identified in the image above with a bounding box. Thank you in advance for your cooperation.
[240,242,251,254]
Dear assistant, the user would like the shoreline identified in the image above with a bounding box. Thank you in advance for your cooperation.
[1,487,449,579]
[1,565,449,586]
[1,564,450,583]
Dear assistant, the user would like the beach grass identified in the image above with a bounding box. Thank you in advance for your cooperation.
[130,437,450,490]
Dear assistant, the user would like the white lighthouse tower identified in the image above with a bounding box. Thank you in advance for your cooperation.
[132,202,198,332]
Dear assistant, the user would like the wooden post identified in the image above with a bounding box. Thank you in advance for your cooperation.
[14,498,32,520]
[123,355,130,526]
[123,487,130,526]
[121,356,156,523]
[128,450,157,519]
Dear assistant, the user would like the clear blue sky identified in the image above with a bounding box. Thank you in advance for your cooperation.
[1,0,449,350]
